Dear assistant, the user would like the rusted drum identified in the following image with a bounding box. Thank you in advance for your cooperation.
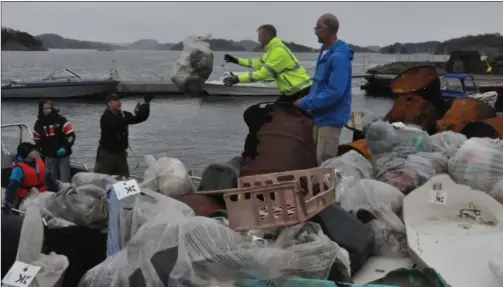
[174,193,226,217]
[240,102,317,177]
[436,97,496,133]
[383,93,439,134]
[337,139,371,161]
[461,116,503,139]
[387,65,447,133]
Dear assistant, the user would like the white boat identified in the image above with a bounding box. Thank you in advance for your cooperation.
[1,68,118,99]
[204,72,280,97]
[403,174,503,287]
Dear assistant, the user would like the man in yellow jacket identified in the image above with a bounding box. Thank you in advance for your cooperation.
[223,24,312,103]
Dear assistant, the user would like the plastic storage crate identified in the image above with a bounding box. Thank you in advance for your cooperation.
[224,168,337,230]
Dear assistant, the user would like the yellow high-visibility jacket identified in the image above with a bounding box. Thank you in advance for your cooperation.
[237,37,312,95]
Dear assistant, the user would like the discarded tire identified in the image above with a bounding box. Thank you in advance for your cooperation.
[437,97,496,133]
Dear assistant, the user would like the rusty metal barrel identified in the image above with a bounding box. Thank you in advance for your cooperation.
[337,139,372,161]
[460,116,503,139]
[436,97,496,133]
[385,65,447,133]
[240,102,317,177]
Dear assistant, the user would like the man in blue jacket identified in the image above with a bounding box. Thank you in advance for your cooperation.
[294,13,353,165]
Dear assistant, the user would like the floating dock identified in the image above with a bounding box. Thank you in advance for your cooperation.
[118,74,369,97]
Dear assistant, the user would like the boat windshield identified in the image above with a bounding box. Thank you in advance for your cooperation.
[43,69,81,82]
[440,77,464,93]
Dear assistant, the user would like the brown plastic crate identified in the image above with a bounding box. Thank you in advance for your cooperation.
[224,168,337,230]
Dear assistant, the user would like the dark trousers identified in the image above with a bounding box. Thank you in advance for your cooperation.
[275,86,311,104]
[94,149,129,177]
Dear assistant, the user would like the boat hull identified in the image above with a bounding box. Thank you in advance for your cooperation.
[203,83,280,97]
[404,174,503,287]
[1,80,118,99]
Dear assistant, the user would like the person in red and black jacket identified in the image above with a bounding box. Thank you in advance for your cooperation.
[33,100,76,182]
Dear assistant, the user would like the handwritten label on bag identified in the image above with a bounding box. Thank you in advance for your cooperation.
[1,261,41,287]
[428,189,447,205]
[113,179,141,200]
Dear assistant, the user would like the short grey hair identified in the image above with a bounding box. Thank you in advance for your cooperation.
[323,17,339,34]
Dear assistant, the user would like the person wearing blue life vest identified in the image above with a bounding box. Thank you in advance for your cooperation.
[294,13,353,165]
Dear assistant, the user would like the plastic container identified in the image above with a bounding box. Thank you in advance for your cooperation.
[223,168,337,231]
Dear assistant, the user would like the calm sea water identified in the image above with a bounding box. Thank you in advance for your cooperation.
[1,50,447,175]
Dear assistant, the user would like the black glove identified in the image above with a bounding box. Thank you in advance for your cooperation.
[224,54,238,64]
[223,75,239,86]
[144,94,155,103]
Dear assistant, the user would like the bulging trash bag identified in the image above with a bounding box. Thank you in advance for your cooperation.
[320,150,373,180]
[336,177,407,257]
[368,219,408,258]
[469,91,499,109]
[81,201,344,287]
[366,121,433,159]
[448,137,503,193]
[71,172,118,190]
[429,131,467,159]
[141,155,196,197]
[107,187,195,257]
[366,121,436,193]
[171,34,214,95]
[15,205,69,287]
[337,178,405,232]
[46,184,108,230]
[19,192,75,228]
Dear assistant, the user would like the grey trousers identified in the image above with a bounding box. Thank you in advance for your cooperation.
[313,126,343,165]
[45,156,71,182]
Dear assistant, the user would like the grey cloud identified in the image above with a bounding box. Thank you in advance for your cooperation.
[1,1,502,47]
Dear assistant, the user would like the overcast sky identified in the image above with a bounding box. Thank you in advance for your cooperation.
[2,2,502,47]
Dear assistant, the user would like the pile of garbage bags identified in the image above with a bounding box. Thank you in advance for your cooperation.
[330,115,503,261]
[4,120,503,286]
[171,34,214,95]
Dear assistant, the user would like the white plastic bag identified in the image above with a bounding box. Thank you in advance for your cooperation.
[81,204,344,287]
[469,91,499,109]
[337,177,405,232]
[448,137,503,193]
[171,34,214,95]
[320,150,373,180]
[336,177,407,257]
[429,131,467,159]
[71,172,118,190]
[141,155,196,197]
[14,205,69,287]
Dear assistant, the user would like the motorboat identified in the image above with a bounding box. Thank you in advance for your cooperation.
[403,174,503,287]
[204,72,280,97]
[1,68,118,99]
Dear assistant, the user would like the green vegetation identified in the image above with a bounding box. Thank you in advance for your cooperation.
[380,33,503,58]
[1,27,47,51]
